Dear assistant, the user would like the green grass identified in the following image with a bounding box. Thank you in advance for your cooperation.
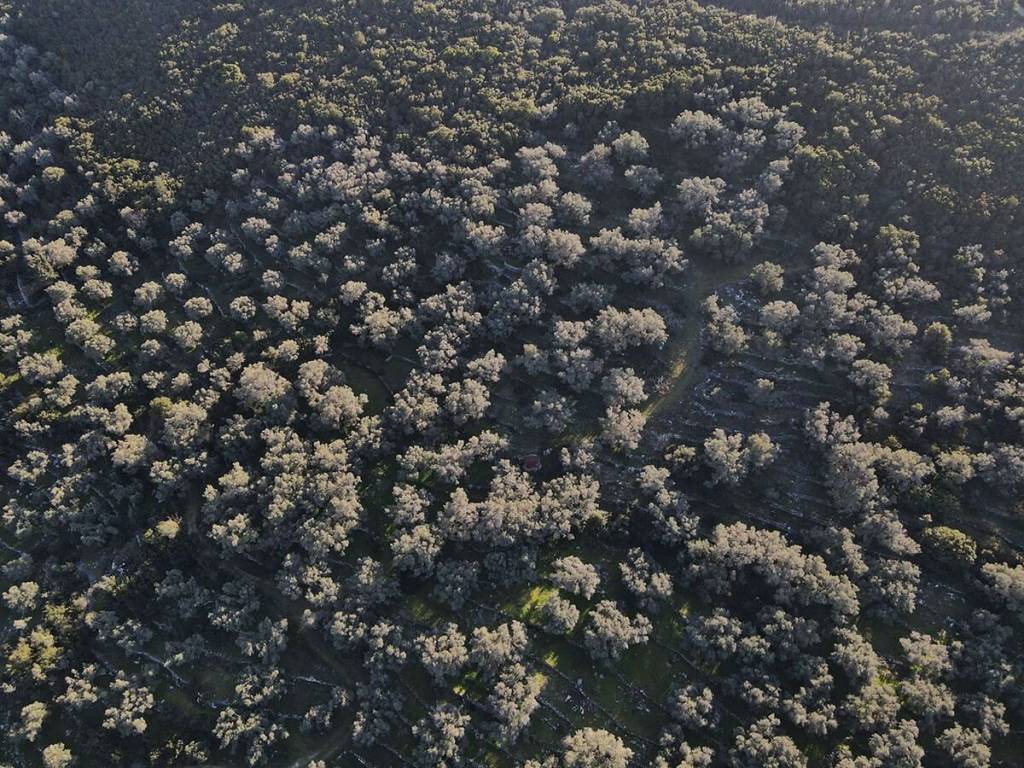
[503,584,560,623]
[407,593,446,624]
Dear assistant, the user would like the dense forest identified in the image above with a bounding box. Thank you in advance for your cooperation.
[1,1,1023,766]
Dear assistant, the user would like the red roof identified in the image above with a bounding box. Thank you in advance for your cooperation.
[521,453,542,472]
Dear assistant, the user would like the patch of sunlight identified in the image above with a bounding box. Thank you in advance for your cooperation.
[531,671,549,691]
[407,595,441,622]
[505,584,559,622]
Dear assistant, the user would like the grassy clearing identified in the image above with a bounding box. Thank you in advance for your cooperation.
[643,258,755,418]
[503,584,560,623]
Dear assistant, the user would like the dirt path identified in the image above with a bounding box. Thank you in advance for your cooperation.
[643,259,753,423]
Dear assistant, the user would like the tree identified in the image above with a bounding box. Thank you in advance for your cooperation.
[486,662,542,745]
[937,725,990,768]
[235,363,292,413]
[582,600,651,663]
[3,582,40,615]
[751,262,785,295]
[162,400,208,451]
[444,379,491,425]
[703,295,748,355]
[102,675,155,736]
[667,684,716,730]
[920,526,977,565]
[549,557,600,599]
[703,429,746,485]
[624,164,662,196]
[601,367,647,407]
[541,595,580,634]
[980,563,1024,620]
[213,706,289,765]
[417,624,469,685]
[923,322,952,359]
[528,389,575,433]
[898,677,954,729]
[670,111,725,147]
[760,300,800,334]
[686,523,859,620]
[703,429,778,486]
[13,701,47,741]
[471,622,528,674]
[849,359,893,405]
[611,130,649,163]
[413,703,471,768]
[316,385,368,430]
[539,473,605,539]
[677,176,726,216]
[560,728,633,768]
[590,307,667,353]
[578,144,614,187]
[392,524,442,578]
[18,351,63,383]
[558,192,592,226]
[867,720,924,768]
[729,716,806,768]
[432,561,479,611]
[600,406,647,451]
[619,548,673,612]
[42,743,73,768]
[654,738,714,768]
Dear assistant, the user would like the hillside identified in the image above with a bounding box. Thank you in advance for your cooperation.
[1,2,1023,767]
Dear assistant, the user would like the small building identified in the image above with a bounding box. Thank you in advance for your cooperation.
[520,453,542,473]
